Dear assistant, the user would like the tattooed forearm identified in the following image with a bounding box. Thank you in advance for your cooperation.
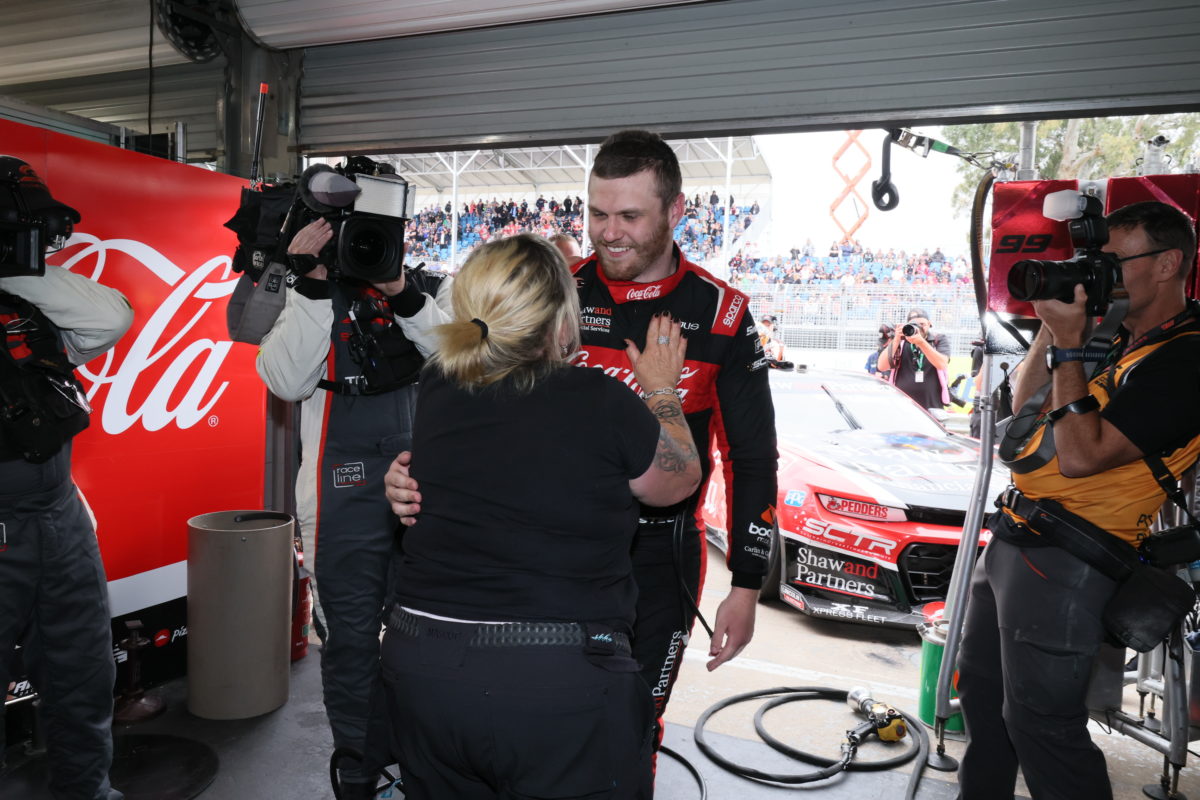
[654,425,698,473]
[644,392,699,480]
[649,395,687,425]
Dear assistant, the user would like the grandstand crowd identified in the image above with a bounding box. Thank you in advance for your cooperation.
[402,191,969,287]
[404,195,586,266]
[727,238,971,289]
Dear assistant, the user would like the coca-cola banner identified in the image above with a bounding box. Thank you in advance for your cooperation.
[2,119,267,617]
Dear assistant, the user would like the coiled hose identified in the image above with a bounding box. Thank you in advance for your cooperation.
[693,686,928,798]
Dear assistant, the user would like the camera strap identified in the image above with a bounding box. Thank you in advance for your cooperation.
[1143,453,1200,528]
[997,298,1127,473]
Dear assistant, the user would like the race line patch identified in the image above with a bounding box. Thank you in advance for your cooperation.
[332,462,366,488]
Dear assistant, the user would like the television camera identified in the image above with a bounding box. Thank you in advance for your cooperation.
[226,156,416,285]
[0,156,81,279]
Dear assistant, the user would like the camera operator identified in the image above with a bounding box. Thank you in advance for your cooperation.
[875,307,950,418]
[256,216,452,799]
[865,322,894,377]
[0,157,133,800]
[957,201,1200,799]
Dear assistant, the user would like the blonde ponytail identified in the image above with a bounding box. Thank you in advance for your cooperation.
[432,233,580,392]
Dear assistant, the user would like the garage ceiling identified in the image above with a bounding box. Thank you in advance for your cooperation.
[0,0,188,86]
[298,0,1200,154]
[235,0,705,49]
[3,0,1199,167]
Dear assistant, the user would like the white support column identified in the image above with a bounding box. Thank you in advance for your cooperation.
[563,143,593,256]
[450,151,459,268]
[443,149,480,269]
[720,137,734,276]
[582,144,593,255]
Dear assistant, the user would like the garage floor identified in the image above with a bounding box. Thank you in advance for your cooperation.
[1,649,965,800]
[2,543,1194,799]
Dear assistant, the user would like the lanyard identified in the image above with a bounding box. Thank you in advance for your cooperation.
[1122,304,1197,354]
[909,343,925,372]
[1103,302,1199,385]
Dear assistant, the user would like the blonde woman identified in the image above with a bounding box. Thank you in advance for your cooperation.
[381,233,700,799]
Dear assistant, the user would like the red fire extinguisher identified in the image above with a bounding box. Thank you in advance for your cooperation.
[291,544,313,662]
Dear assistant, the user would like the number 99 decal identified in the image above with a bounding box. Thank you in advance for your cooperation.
[994,233,1054,254]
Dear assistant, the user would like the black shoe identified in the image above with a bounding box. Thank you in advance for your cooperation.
[338,777,378,800]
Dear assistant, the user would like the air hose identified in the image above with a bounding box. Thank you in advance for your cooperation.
[693,686,929,798]
[660,744,709,799]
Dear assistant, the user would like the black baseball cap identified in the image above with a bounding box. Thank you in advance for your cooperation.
[906,308,931,322]
[0,155,81,238]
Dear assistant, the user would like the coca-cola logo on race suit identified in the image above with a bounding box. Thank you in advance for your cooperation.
[625,284,662,301]
[55,233,239,434]
[572,348,699,400]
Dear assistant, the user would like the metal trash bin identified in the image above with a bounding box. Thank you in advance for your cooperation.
[917,619,964,731]
[187,510,294,719]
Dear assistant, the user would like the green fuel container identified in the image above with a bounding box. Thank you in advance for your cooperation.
[917,619,964,731]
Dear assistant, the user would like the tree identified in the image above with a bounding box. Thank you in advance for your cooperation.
[940,114,1200,218]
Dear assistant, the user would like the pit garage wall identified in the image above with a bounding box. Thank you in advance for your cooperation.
[298,0,1200,154]
[2,118,266,684]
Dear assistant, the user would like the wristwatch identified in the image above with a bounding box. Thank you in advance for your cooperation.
[1046,345,1110,370]
[1046,346,1086,371]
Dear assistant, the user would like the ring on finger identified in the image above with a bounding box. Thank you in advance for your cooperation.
[656,335,671,345]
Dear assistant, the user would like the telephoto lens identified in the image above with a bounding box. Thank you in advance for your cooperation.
[1007,259,1086,303]
[901,322,919,337]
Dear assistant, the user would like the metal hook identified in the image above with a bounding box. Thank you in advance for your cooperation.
[871,129,901,211]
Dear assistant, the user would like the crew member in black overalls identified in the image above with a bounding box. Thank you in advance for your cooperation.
[256,218,451,798]
[0,156,134,800]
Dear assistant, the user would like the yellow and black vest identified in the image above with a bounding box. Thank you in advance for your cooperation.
[1009,318,1200,545]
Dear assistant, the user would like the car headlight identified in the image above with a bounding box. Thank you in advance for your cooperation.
[817,493,907,523]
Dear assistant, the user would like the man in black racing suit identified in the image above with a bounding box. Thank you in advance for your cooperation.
[575,130,777,770]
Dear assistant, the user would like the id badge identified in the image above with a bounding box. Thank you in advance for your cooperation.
[914,371,925,383]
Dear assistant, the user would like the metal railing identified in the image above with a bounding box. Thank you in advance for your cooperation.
[743,284,982,359]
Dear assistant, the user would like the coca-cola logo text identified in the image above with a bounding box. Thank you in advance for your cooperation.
[620,284,663,302]
[57,233,238,434]
[573,349,697,400]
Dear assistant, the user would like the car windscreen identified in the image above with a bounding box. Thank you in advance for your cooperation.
[771,376,948,439]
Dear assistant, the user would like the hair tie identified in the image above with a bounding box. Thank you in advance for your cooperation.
[470,318,489,340]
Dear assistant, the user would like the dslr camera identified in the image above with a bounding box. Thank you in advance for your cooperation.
[0,156,81,279]
[1006,191,1120,316]
[226,156,416,284]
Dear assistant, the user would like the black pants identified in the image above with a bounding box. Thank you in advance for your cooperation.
[0,446,122,800]
[381,617,653,799]
[630,521,703,756]
[957,537,1117,800]
[311,384,416,782]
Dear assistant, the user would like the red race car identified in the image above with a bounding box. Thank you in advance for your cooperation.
[701,369,1007,628]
